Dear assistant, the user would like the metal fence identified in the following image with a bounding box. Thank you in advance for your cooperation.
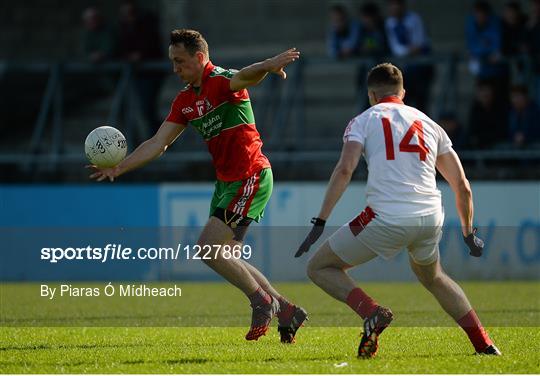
[1,54,539,179]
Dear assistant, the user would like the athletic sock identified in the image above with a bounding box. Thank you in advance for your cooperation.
[248,287,272,307]
[276,296,295,322]
[346,287,378,319]
[457,309,493,352]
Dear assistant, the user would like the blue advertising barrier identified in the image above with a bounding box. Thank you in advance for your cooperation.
[1,183,539,281]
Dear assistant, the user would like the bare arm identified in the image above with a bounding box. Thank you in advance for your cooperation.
[436,150,473,236]
[317,141,364,220]
[229,48,300,91]
[88,121,186,181]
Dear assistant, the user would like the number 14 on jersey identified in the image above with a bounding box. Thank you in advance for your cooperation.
[381,117,429,161]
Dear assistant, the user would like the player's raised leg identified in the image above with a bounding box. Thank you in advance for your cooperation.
[197,217,260,293]
[205,167,308,342]
[307,239,393,358]
[198,216,280,341]
[307,240,360,301]
[409,257,501,355]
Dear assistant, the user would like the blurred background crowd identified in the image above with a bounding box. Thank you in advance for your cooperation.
[0,0,539,182]
[81,0,163,129]
[327,0,540,150]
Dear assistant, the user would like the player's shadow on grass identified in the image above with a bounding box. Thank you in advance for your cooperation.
[389,352,465,359]
[2,312,248,326]
[122,358,209,365]
[165,358,208,365]
[0,343,148,351]
[0,358,209,368]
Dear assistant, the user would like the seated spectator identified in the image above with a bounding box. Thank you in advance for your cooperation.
[357,3,388,58]
[465,1,505,79]
[509,85,540,148]
[438,113,465,150]
[117,0,164,131]
[501,1,527,57]
[76,7,116,101]
[384,0,433,112]
[354,3,389,110]
[385,0,430,57]
[117,0,162,63]
[81,7,114,63]
[468,81,508,149]
[327,4,360,59]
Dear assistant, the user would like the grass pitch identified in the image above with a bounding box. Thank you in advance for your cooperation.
[1,282,539,373]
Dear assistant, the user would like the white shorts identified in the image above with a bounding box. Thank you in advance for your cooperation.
[328,206,444,266]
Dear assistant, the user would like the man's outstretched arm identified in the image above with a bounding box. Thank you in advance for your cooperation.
[88,121,186,182]
[229,48,300,91]
[294,141,363,257]
[436,150,473,237]
[436,150,486,257]
[317,141,363,220]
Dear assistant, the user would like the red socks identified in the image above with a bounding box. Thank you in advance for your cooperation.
[346,289,492,352]
[248,289,295,322]
[457,309,493,352]
[276,297,295,321]
[346,287,378,319]
[248,287,271,307]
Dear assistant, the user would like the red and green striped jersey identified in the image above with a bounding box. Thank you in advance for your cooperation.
[166,61,271,182]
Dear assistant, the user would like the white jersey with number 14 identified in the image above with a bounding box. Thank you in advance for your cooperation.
[344,97,453,218]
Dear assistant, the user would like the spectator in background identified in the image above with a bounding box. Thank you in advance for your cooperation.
[78,7,115,99]
[385,0,429,57]
[468,81,508,149]
[355,3,389,110]
[328,4,360,59]
[501,1,527,57]
[117,0,164,130]
[438,113,465,150]
[357,3,388,58]
[117,0,162,63]
[81,7,114,63]
[501,1,529,83]
[526,0,540,106]
[384,0,433,112]
[465,1,505,80]
[508,85,540,148]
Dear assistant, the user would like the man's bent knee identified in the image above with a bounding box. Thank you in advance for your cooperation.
[197,217,235,268]
[306,257,319,282]
[306,241,350,281]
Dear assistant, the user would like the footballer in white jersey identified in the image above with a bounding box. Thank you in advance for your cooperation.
[296,63,500,358]
[343,96,452,218]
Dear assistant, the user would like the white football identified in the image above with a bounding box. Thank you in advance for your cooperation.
[84,126,127,168]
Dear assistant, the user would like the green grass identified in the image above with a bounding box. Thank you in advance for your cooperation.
[1,282,539,373]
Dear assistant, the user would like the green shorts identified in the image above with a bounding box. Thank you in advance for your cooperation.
[209,168,273,222]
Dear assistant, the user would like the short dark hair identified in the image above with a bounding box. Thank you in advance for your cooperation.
[169,29,209,56]
[367,63,403,93]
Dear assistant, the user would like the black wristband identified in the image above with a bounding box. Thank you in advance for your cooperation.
[311,217,326,226]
